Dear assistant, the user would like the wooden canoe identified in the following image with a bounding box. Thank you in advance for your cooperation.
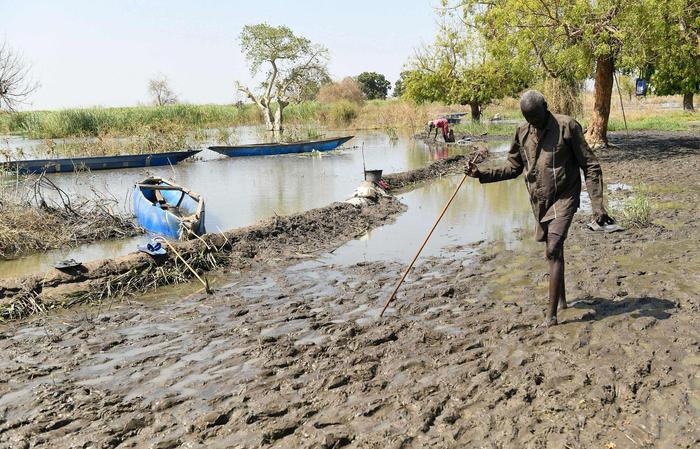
[208,136,353,157]
[1,150,201,175]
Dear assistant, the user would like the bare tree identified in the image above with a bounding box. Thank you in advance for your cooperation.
[148,75,178,106]
[0,41,39,111]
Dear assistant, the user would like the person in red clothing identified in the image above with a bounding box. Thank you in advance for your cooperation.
[428,118,450,141]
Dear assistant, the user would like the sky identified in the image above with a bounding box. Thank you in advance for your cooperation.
[1,0,439,110]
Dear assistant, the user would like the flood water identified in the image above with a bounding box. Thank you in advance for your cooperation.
[326,174,531,265]
[0,128,529,278]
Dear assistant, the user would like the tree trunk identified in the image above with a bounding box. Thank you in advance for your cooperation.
[469,103,481,122]
[585,56,615,148]
[258,104,274,131]
[683,92,694,111]
[273,99,288,132]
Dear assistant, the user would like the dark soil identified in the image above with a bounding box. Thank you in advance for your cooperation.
[0,131,698,448]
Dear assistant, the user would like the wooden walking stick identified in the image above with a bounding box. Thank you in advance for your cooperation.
[380,148,487,317]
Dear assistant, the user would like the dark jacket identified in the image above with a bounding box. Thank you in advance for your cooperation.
[478,113,606,227]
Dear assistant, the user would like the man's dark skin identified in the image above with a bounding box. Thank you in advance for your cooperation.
[466,90,613,326]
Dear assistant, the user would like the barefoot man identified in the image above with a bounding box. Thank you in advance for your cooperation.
[428,118,450,141]
[465,90,614,326]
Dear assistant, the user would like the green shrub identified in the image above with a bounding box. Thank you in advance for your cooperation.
[328,101,359,126]
[619,194,652,228]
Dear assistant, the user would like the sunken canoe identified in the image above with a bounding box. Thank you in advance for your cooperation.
[208,136,354,157]
[1,150,201,175]
[133,177,205,240]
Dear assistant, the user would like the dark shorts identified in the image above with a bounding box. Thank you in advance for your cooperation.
[535,214,574,252]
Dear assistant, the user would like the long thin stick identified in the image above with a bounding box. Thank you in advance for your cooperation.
[380,172,469,317]
[361,142,367,180]
[158,238,212,294]
[614,72,629,136]
[380,150,486,317]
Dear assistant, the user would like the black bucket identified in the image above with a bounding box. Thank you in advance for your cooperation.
[364,169,383,182]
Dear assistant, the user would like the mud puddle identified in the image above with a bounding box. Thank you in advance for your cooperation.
[326,174,532,265]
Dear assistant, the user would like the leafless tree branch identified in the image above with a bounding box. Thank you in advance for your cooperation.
[0,41,39,111]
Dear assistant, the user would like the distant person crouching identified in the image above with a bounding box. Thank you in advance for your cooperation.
[428,118,450,141]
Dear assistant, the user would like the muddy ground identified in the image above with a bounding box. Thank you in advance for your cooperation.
[0,132,698,448]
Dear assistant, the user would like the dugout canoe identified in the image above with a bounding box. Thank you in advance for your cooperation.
[0,150,201,175]
[208,136,354,157]
[133,177,205,240]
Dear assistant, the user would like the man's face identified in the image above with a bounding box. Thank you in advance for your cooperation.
[521,106,549,130]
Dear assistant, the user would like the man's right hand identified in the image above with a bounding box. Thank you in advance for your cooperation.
[465,160,479,178]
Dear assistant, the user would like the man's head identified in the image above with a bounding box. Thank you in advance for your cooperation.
[520,90,549,129]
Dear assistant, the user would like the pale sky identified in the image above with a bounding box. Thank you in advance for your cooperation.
[2,0,438,110]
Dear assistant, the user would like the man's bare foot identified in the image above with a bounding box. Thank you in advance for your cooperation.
[558,298,568,310]
[540,317,558,327]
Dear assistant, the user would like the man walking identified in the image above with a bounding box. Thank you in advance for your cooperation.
[465,90,613,326]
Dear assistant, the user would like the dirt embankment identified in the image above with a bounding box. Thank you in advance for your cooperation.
[0,133,697,448]
[383,154,471,190]
[0,147,480,321]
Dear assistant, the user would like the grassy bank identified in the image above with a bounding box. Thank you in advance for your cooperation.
[0,95,694,142]
[0,103,262,139]
[0,100,457,139]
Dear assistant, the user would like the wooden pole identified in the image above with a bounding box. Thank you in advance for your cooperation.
[614,72,629,137]
[361,142,367,180]
[379,172,469,317]
[379,149,486,317]
[158,238,212,294]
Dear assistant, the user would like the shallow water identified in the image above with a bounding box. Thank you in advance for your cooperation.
[0,129,516,277]
[325,175,532,265]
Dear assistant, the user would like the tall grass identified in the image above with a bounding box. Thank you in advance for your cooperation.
[0,104,262,139]
[618,193,653,228]
[0,93,694,141]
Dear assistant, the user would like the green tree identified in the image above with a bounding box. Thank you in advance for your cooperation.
[393,71,409,97]
[455,0,650,147]
[356,72,391,100]
[235,23,329,132]
[617,74,635,101]
[403,17,528,121]
[640,0,699,111]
